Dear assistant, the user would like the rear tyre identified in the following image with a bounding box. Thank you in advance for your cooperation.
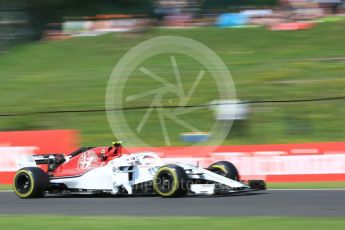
[13,167,49,198]
[153,164,189,197]
[208,161,240,181]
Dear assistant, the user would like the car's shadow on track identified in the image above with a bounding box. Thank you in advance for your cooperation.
[44,191,268,199]
[200,192,268,198]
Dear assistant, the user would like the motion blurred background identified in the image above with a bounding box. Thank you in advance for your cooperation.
[1,2,345,228]
[0,0,345,186]
[1,0,344,147]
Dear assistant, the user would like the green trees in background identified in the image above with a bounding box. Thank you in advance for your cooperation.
[1,0,279,43]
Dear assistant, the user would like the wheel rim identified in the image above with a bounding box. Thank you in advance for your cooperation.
[15,173,32,194]
[157,172,174,193]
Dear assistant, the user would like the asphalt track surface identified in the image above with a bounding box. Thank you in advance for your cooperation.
[0,190,344,216]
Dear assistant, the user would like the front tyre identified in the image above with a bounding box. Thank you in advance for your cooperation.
[208,161,240,181]
[13,167,49,198]
[153,164,188,198]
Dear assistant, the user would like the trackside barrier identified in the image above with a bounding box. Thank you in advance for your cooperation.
[126,142,345,182]
[0,130,78,184]
[0,130,344,184]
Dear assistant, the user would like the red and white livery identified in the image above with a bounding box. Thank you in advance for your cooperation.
[13,141,265,198]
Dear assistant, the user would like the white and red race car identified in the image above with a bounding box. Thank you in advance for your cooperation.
[13,141,265,198]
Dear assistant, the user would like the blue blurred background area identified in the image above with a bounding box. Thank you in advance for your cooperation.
[217,13,249,27]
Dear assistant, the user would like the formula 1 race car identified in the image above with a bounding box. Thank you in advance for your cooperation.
[13,141,265,198]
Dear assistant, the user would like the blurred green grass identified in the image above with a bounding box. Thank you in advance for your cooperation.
[267,182,345,189]
[0,20,344,146]
[0,216,344,230]
[0,185,11,190]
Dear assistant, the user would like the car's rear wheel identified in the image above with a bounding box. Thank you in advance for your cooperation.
[13,167,50,198]
[208,161,240,181]
[153,164,189,197]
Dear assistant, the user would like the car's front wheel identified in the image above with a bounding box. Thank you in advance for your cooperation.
[208,161,240,181]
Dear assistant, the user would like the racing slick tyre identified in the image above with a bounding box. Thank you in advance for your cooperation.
[13,167,50,198]
[208,161,240,181]
[153,164,189,198]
